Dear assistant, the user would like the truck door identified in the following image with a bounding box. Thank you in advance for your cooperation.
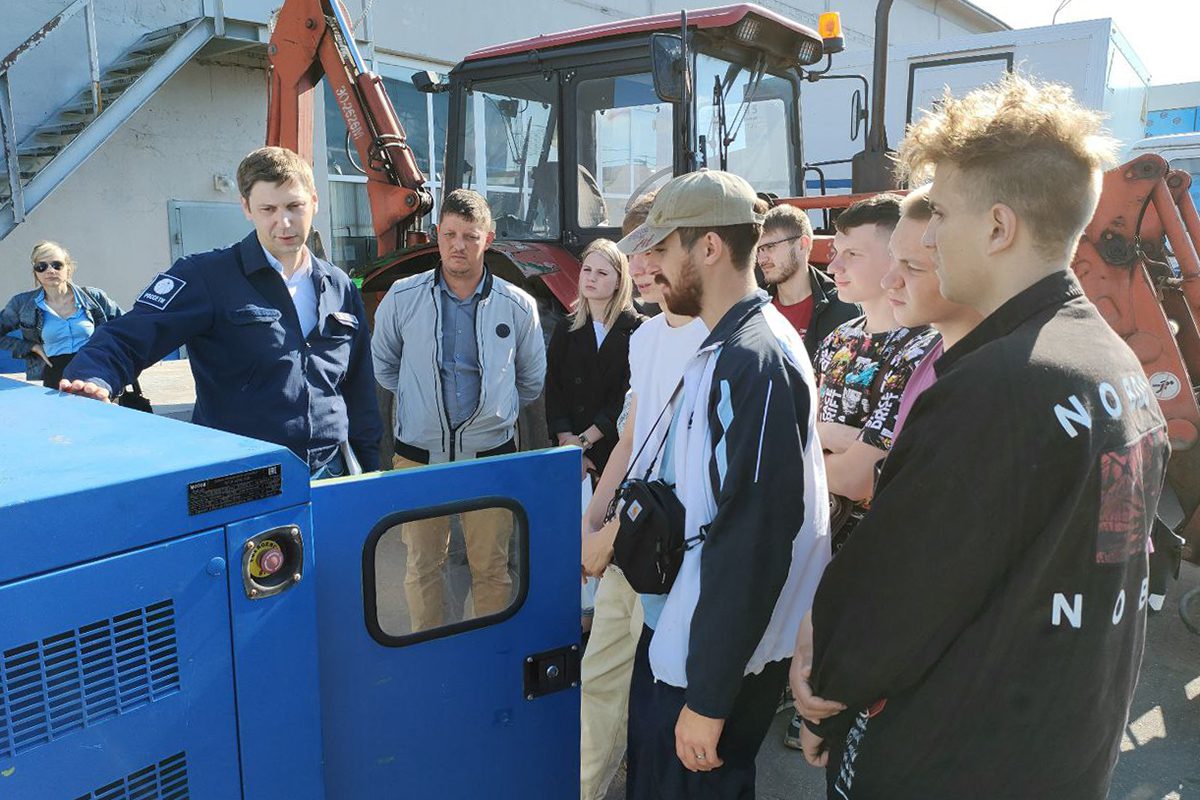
[310,448,581,798]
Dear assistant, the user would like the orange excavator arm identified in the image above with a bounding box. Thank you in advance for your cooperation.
[266,0,433,256]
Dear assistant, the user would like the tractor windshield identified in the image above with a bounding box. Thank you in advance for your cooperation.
[695,52,797,196]
[460,75,561,240]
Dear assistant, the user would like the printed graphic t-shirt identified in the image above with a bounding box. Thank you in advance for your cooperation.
[814,316,940,452]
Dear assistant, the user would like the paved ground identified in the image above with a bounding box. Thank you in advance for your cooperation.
[14,362,1198,799]
[602,563,1200,800]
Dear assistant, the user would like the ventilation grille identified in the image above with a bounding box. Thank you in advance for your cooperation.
[73,751,189,800]
[0,600,180,758]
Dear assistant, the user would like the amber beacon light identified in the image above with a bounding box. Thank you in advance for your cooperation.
[818,12,845,54]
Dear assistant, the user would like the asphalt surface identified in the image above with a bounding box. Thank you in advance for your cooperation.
[602,562,1200,800]
[13,363,1197,799]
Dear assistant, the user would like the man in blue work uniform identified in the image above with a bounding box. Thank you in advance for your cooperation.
[60,146,381,477]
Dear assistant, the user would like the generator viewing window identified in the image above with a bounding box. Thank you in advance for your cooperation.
[364,499,529,646]
[461,75,561,241]
[575,72,674,227]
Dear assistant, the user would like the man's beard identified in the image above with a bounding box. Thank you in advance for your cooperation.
[765,251,802,285]
[656,253,702,317]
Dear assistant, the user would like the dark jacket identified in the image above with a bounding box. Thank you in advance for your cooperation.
[0,285,123,380]
[803,266,859,359]
[545,308,643,473]
[808,272,1169,799]
[64,232,382,471]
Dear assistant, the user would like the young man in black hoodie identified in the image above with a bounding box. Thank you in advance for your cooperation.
[798,74,1170,799]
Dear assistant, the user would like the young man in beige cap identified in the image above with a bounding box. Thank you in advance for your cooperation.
[616,170,830,798]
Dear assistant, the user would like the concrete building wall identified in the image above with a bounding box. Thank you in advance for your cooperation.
[0,59,267,307]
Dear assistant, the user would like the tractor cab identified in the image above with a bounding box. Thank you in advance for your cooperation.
[363,5,834,302]
[446,4,827,249]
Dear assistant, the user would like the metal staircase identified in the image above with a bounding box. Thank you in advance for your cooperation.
[0,2,260,240]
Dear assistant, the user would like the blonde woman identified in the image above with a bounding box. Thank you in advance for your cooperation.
[0,241,122,387]
[545,238,644,478]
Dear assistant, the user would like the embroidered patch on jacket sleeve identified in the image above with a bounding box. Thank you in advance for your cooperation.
[136,273,188,310]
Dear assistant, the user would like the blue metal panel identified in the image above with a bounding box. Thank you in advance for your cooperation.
[225,506,324,800]
[311,449,581,798]
[1145,107,1200,137]
[0,529,240,799]
[0,378,310,585]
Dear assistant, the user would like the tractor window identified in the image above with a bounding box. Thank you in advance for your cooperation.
[462,76,560,240]
[694,53,796,197]
[575,73,674,227]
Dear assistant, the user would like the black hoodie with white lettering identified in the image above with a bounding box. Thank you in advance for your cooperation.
[808,271,1169,800]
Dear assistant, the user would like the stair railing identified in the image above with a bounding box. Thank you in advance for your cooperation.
[0,0,102,223]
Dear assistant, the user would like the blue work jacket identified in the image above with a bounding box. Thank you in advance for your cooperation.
[65,232,382,470]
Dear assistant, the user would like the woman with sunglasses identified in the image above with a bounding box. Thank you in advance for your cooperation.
[0,241,123,387]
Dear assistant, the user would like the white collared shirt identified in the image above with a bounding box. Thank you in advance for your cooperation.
[262,245,318,337]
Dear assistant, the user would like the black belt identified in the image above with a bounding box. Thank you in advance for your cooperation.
[394,437,516,465]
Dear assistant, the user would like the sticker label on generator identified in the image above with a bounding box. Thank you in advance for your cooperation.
[188,464,282,515]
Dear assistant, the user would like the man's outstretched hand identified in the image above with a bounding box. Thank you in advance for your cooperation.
[58,379,111,402]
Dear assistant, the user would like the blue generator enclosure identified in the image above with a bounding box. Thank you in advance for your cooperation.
[0,378,580,798]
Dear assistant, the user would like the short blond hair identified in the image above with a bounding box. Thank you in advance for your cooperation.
[237,146,316,199]
[899,184,932,222]
[896,73,1117,259]
[570,238,634,331]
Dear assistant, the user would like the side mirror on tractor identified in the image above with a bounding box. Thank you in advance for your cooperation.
[650,33,685,103]
[412,70,449,94]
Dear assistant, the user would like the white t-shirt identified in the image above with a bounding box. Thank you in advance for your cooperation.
[592,319,607,349]
[627,315,709,479]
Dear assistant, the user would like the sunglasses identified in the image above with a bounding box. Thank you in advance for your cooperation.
[34,261,64,273]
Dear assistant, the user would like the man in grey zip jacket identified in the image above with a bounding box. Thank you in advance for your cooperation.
[372,189,546,631]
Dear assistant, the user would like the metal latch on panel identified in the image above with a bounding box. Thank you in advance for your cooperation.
[523,644,580,700]
[241,525,303,599]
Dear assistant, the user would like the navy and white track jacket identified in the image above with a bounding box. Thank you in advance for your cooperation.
[649,290,831,718]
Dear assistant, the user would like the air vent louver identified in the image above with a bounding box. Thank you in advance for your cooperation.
[73,751,189,800]
[0,600,180,757]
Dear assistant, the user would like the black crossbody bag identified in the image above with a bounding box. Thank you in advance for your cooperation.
[605,381,704,595]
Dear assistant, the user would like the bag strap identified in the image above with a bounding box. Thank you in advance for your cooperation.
[605,376,686,522]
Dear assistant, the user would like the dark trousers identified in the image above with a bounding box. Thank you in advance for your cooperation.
[41,353,75,388]
[627,624,790,799]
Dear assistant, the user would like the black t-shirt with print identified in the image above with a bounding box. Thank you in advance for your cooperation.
[814,317,940,546]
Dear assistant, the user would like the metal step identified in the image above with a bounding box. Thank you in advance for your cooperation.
[33,121,87,139]
[126,23,193,56]
[17,144,62,159]
[98,73,140,92]
[105,52,160,74]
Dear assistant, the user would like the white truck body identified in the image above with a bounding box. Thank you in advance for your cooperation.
[800,18,1150,195]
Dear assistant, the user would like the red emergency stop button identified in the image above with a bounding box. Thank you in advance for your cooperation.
[249,540,285,579]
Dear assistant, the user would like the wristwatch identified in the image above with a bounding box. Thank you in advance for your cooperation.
[577,433,592,450]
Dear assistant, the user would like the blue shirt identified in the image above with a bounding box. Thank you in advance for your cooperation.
[36,288,94,356]
[64,232,382,470]
[437,274,484,429]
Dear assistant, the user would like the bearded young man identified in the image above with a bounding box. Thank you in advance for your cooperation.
[617,170,830,798]
[801,74,1170,800]
[757,204,858,357]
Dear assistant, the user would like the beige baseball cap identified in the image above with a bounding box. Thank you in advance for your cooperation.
[616,169,765,255]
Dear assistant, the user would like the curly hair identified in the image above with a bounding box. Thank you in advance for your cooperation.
[896,73,1117,259]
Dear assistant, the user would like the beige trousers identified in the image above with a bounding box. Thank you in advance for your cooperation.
[580,565,645,800]
[392,454,514,632]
